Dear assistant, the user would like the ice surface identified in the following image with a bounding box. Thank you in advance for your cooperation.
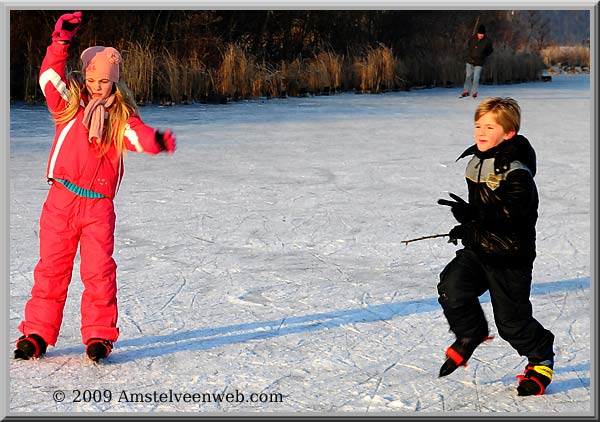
[9,75,591,415]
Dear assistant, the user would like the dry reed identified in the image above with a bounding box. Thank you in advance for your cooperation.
[23,39,572,105]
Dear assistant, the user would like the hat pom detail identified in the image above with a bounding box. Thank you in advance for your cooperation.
[107,50,122,65]
[81,46,121,82]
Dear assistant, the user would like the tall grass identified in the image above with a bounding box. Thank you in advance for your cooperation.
[353,44,395,93]
[483,43,546,84]
[316,51,343,93]
[305,53,334,93]
[24,37,39,104]
[119,42,156,104]
[541,45,590,72]
[218,43,278,99]
[282,59,303,97]
[24,40,586,105]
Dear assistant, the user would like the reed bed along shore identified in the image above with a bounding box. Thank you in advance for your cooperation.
[21,42,589,105]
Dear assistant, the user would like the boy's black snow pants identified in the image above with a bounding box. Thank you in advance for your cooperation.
[437,248,554,362]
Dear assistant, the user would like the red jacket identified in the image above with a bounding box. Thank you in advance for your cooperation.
[38,42,164,199]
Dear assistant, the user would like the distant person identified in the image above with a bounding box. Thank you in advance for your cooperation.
[436,97,555,396]
[461,24,494,98]
[14,11,176,363]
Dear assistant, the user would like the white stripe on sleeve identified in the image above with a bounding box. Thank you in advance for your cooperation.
[39,68,69,102]
[124,123,143,152]
[47,118,76,178]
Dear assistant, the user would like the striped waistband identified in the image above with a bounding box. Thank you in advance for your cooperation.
[53,179,105,198]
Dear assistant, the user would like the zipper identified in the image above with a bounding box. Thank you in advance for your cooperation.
[476,158,484,182]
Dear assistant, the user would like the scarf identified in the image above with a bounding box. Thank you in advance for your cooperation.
[82,94,116,143]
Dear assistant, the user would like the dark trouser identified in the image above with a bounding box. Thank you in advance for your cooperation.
[437,248,554,362]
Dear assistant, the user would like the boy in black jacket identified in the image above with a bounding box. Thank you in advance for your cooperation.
[437,97,555,396]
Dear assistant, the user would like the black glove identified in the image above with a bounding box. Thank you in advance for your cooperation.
[155,129,176,153]
[447,225,464,245]
[438,192,473,224]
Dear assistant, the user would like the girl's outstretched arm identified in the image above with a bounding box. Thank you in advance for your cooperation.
[39,11,82,113]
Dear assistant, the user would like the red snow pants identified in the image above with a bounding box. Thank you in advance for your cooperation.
[18,181,120,346]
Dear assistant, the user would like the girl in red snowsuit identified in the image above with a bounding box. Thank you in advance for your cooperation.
[15,11,176,362]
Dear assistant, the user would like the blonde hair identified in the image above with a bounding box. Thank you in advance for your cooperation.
[475,97,521,134]
[53,74,139,157]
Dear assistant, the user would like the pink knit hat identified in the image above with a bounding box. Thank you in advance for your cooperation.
[81,46,122,82]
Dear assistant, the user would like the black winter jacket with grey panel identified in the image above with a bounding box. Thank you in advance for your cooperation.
[456,135,538,267]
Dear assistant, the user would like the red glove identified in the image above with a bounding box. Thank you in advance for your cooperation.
[156,129,176,154]
[52,11,83,43]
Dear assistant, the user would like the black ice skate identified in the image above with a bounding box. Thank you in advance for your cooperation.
[14,334,47,360]
[439,336,492,377]
[85,339,113,362]
[517,361,553,396]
